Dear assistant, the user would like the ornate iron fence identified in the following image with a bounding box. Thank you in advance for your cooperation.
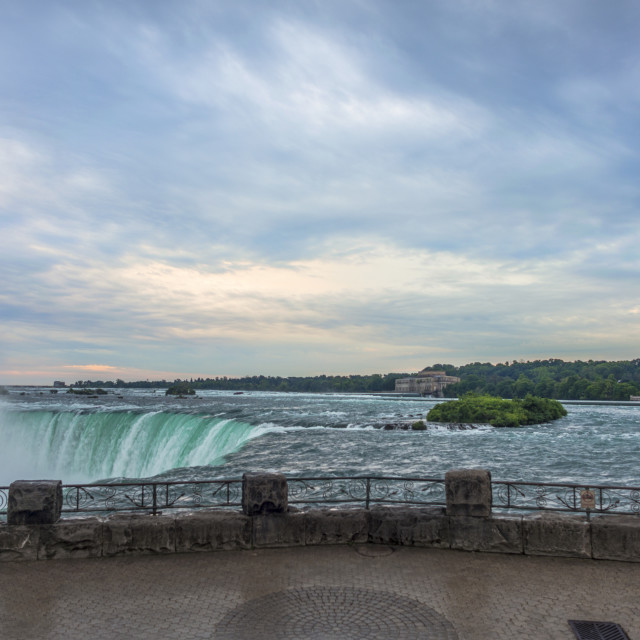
[2,477,640,520]
[493,480,640,517]
[63,479,242,515]
[60,479,243,516]
[288,476,446,509]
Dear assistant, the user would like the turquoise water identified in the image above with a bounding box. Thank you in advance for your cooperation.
[1,389,639,486]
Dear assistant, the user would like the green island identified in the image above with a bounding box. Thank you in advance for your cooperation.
[426,394,567,428]
[66,387,108,395]
[165,382,196,396]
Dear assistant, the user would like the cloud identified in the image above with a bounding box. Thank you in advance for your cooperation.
[1,1,640,382]
[62,364,121,372]
[3,236,638,376]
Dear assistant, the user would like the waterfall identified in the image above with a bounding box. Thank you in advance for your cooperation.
[0,407,265,484]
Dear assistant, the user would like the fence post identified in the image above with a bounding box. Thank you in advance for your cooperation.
[365,478,371,510]
[8,480,63,525]
[445,469,492,517]
[242,472,288,515]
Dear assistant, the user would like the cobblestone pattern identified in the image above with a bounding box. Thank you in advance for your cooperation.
[214,586,458,639]
[0,546,638,640]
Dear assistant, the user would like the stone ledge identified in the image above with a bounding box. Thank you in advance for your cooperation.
[175,509,252,552]
[450,515,523,554]
[252,511,306,548]
[304,508,369,545]
[523,513,591,558]
[368,506,450,548]
[2,507,640,563]
[38,517,103,560]
[591,515,640,562]
[102,513,176,556]
[0,523,40,562]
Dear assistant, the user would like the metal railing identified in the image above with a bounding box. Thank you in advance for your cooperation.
[493,480,640,517]
[0,480,242,519]
[61,479,243,515]
[1,476,639,519]
[287,476,446,509]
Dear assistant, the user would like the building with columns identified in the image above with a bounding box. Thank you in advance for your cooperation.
[394,369,460,397]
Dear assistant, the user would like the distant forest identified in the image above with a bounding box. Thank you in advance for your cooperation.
[70,358,640,400]
[439,359,640,400]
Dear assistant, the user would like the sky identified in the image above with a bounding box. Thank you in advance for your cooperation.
[1,0,639,384]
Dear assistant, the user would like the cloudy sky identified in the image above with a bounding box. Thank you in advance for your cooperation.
[1,1,639,384]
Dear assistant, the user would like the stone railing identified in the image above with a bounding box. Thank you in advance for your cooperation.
[1,470,640,563]
[4,473,640,519]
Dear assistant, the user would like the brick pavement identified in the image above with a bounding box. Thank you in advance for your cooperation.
[0,546,638,639]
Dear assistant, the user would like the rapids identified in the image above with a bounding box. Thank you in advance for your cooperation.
[1,388,639,486]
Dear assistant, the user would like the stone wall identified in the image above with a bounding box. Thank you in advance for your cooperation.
[2,470,640,562]
[4,507,640,562]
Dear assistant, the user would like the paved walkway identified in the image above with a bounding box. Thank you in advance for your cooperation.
[0,546,638,639]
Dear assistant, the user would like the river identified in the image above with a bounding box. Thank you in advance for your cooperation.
[1,388,638,487]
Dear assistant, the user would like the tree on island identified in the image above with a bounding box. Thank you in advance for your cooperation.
[426,394,567,427]
[165,382,196,396]
[66,387,108,395]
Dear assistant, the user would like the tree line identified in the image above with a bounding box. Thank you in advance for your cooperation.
[70,358,640,400]
[438,358,640,400]
[70,373,402,393]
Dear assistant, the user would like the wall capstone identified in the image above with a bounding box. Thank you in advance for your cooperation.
[591,515,640,562]
[8,480,63,525]
[242,472,288,515]
[445,469,492,517]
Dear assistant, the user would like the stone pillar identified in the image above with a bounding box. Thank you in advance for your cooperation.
[8,480,63,525]
[445,469,492,517]
[242,472,288,515]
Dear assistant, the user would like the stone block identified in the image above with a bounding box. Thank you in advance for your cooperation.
[175,510,252,552]
[102,513,176,556]
[445,469,492,517]
[8,480,63,525]
[591,515,640,562]
[252,512,306,548]
[523,513,591,558]
[242,472,288,515]
[38,517,103,560]
[0,524,40,562]
[368,506,450,548]
[449,515,523,553]
[304,508,369,545]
